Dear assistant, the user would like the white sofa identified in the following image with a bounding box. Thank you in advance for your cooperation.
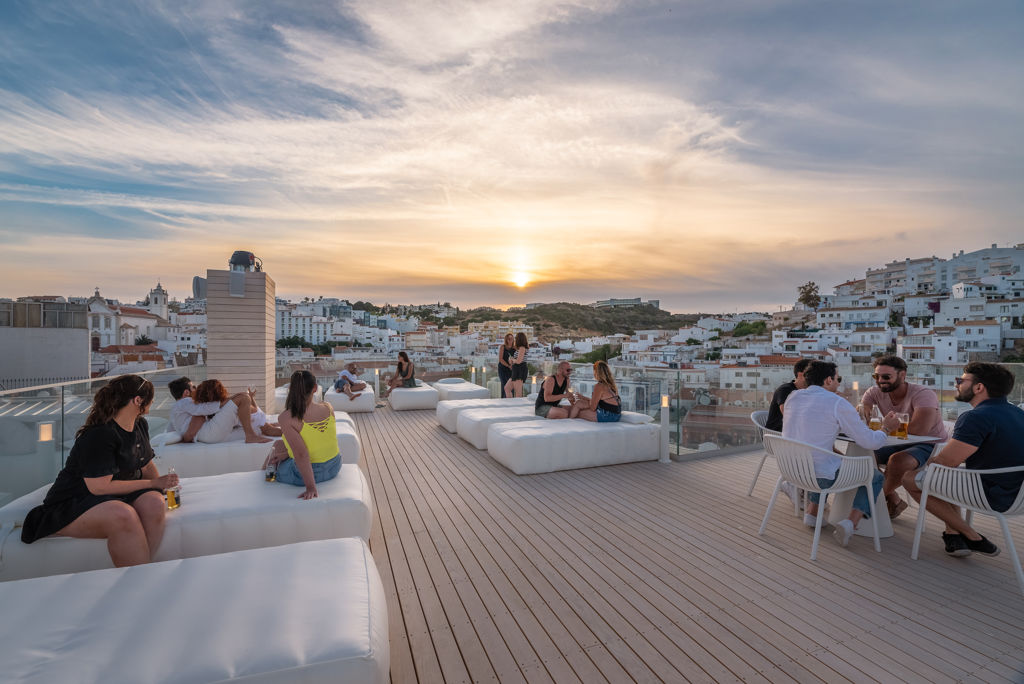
[388,383,440,411]
[152,411,360,477]
[457,405,541,449]
[0,538,389,684]
[436,397,534,433]
[0,465,373,581]
[274,383,324,404]
[325,384,377,413]
[487,414,660,475]
[433,378,491,401]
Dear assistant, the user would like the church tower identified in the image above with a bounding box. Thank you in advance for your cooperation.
[147,282,169,319]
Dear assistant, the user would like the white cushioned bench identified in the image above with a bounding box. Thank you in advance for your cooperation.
[433,379,491,401]
[487,415,660,475]
[325,385,377,413]
[0,538,389,684]
[152,411,360,477]
[0,465,372,581]
[436,397,534,432]
[275,383,324,404]
[457,405,541,449]
[388,384,439,411]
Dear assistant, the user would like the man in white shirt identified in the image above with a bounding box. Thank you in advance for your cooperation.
[167,377,272,444]
[333,363,368,401]
[782,361,897,547]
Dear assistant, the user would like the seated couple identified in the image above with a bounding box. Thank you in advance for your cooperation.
[333,362,368,400]
[168,377,279,444]
[535,361,622,422]
[265,370,342,500]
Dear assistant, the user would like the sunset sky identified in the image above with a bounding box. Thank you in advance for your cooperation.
[1,1,1022,313]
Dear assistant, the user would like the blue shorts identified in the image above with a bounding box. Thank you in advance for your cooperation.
[874,443,935,468]
[596,407,621,423]
[276,454,341,486]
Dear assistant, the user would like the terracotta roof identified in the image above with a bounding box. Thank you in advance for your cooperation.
[116,306,159,318]
[954,319,1000,326]
[97,344,160,353]
[757,355,803,366]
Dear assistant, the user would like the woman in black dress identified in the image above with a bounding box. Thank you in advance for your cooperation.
[21,374,179,566]
[504,332,529,398]
[497,333,515,398]
[383,351,416,397]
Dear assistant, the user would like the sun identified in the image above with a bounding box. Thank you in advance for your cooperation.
[511,271,530,288]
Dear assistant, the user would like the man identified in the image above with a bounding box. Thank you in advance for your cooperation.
[167,376,271,444]
[535,361,579,419]
[861,355,948,519]
[902,362,1024,558]
[765,358,810,432]
[782,361,897,547]
[333,362,368,401]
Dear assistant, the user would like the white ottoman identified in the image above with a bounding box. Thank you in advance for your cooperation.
[487,418,661,475]
[457,405,541,449]
[0,465,373,581]
[436,397,534,432]
[275,383,324,404]
[152,411,361,476]
[0,538,389,684]
[325,385,377,413]
[388,385,439,411]
[433,379,491,401]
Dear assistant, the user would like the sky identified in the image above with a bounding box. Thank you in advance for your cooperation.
[1,1,1022,314]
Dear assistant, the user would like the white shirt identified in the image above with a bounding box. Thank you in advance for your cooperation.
[782,385,888,478]
[337,369,359,384]
[169,397,223,435]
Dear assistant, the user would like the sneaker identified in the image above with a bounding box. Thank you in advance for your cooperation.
[803,513,819,528]
[886,496,908,519]
[964,535,1000,557]
[833,519,854,547]
[942,532,971,557]
[780,482,801,509]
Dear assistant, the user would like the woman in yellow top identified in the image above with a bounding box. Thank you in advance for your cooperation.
[267,370,340,499]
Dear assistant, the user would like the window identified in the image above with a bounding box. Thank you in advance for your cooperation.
[91,315,99,328]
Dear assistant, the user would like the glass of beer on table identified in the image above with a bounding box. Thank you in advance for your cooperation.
[896,412,909,439]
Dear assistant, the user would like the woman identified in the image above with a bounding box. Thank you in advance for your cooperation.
[383,351,416,397]
[20,374,178,566]
[569,360,622,422]
[193,379,279,440]
[504,332,529,398]
[266,370,340,500]
[497,333,515,398]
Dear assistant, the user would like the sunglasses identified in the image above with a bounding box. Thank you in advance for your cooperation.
[954,377,975,386]
[871,373,897,380]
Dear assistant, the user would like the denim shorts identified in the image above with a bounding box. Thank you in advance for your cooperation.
[276,454,341,486]
[535,404,553,417]
[596,407,621,423]
[874,442,935,467]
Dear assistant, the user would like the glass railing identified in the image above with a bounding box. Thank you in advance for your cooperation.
[0,366,205,505]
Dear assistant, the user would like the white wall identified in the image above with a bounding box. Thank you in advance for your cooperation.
[0,327,90,389]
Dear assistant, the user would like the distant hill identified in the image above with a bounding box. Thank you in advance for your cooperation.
[457,303,701,342]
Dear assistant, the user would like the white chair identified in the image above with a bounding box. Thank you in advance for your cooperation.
[759,435,881,560]
[910,463,1024,596]
[747,411,785,499]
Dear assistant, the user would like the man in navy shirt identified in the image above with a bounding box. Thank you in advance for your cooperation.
[903,362,1024,557]
[765,358,810,432]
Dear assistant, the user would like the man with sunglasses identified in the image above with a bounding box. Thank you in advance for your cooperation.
[861,355,947,519]
[902,362,1024,557]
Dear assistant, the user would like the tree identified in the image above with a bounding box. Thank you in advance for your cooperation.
[797,281,821,310]
[685,338,701,346]
[134,334,155,345]
[276,336,308,348]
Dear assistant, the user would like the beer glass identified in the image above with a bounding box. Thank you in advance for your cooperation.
[896,412,909,439]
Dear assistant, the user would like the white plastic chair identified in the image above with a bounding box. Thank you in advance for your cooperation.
[759,435,881,560]
[910,463,1024,596]
[747,410,782,496]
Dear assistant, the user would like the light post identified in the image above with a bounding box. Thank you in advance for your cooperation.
[660,394,671,463]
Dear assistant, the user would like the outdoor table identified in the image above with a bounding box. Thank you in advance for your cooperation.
[828,434,944,538]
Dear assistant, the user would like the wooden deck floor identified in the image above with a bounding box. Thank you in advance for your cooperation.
[352,407,1024,684]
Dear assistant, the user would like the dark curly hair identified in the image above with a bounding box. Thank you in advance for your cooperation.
[77,374,154,437]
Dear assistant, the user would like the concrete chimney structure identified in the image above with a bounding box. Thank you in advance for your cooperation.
[205,268,277,412]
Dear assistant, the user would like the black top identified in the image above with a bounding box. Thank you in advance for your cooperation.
[536,375,567,409]
[41,418,155,506]
[399,360,415,380]
[953,397,1024,512]
[596,389,621,414]
[765,381,797,432]
[501,346,514,367]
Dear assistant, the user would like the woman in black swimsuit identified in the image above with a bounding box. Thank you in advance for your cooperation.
[20,374,179,566]
[383,351,416,397]
[570,360,622,422]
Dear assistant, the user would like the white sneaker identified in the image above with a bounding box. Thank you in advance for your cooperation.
[833,519,855,547]
[803,513,818,528]
[780,482,801,508]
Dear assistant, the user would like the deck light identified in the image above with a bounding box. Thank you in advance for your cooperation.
[659,395,670,463]
[38,422,54,442]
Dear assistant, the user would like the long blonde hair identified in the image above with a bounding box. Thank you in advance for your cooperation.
[593,360,618,393]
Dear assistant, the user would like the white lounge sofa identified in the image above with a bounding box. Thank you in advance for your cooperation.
[487,414,660,475]
[274,383,324,404]
[325,384,377,413]
[388,383,439,411]
[151,411,360,477]
[0,465,372,581]
[457,405,541,449]
[433,378,491,401]
[0,538,389,684]
[436,396,534,432]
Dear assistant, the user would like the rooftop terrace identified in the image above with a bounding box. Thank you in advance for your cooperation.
[355,406,1024,683]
